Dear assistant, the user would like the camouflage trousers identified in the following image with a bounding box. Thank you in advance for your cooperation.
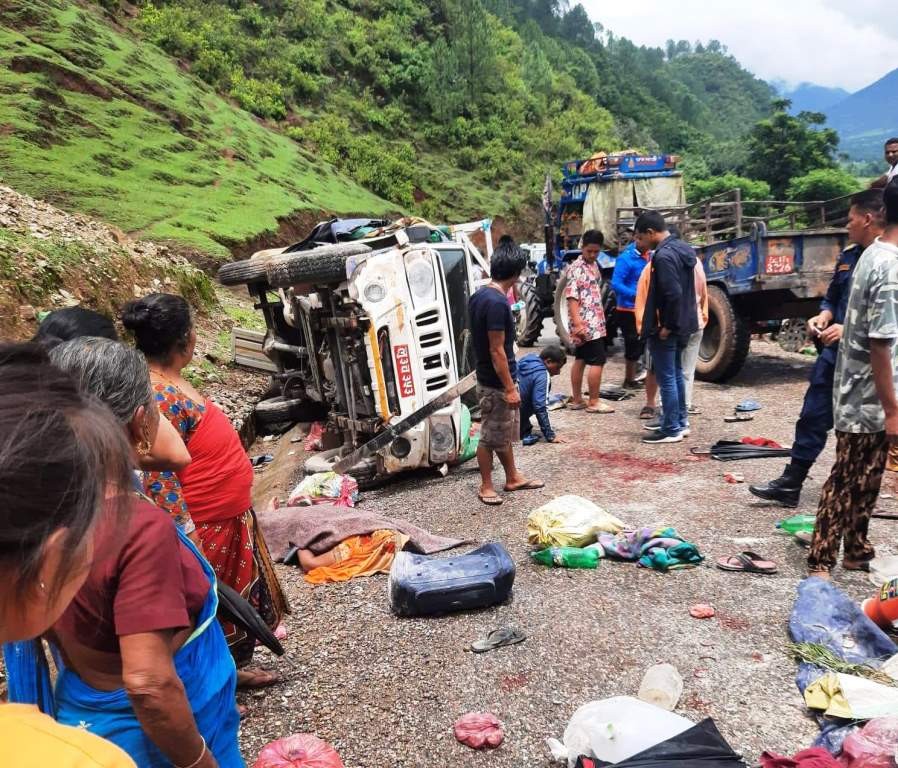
[808,430,888,572]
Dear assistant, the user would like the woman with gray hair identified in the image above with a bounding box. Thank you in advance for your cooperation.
[36,337,242,768]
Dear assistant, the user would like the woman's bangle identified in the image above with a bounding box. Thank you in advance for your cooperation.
[176,736,206,768]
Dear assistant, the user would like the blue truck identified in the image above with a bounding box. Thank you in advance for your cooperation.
[519,154,848,382]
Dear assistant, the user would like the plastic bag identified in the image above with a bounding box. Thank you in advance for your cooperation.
[839,716,898,767]
[252,734,344,768]
[288,472,358,507]
[527,495,625,548]
[304,423,324,452]
[453,712,504,749]
[547,696,693,767]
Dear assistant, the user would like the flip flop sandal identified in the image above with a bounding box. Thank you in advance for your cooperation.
[724,414,754,422]
[639,406,656,419]
[690,446,712,456]
[478,493,503,506]
[504,480,545,492]
[735,400,762,413]
[568,402,587,411]
[471,626,527,654]
[794,531,812,547]
[716,551,778,574]
[586,404,615,414]
[842,559,872,572]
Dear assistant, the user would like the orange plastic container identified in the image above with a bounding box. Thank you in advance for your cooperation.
[862,577,898,630]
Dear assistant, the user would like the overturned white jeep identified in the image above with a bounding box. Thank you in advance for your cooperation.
[219,219,493,485]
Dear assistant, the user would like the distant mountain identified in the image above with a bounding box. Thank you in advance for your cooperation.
[775,81,850,115]
[825,67,898,161]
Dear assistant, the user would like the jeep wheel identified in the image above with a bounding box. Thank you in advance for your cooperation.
[254,396,328,426]
[266,243,371,288]
[696,285,751,382]
[217,258,270,286]
[303,447,383,489]
[777,318,812,353]
[515,279,544,346]
[552,270,573,350]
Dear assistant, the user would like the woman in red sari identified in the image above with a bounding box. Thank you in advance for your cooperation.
[122,294,288,688]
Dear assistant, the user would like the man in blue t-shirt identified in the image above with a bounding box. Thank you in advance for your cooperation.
[468,236,545,505]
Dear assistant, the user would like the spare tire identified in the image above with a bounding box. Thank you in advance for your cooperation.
[217,258,270,286]
[266,243,372,288]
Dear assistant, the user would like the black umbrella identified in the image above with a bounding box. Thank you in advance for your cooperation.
[216,582,285,656]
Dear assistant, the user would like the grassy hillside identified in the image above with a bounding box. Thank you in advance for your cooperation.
[0,0,392,257]
[0,0,775,262]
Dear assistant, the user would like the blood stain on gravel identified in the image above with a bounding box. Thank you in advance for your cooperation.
[571,449,679,480]
[717,613,751,631]
[500,673,529,692]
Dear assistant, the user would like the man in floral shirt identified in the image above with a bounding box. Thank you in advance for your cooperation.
[564,229,613,413]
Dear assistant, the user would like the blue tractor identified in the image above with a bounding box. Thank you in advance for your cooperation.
[516,152,685,349]
[518,154,850,382]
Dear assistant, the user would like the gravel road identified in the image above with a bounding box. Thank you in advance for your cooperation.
[239,336,896,767]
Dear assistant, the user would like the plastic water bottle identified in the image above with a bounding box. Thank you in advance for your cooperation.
[531,547,599,569]
[776,514,816,535]
[638,663,683,711]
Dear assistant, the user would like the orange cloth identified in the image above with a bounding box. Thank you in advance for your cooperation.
[304,529,410,584]
[0,704,136,768]
[695,261,709,329]
[635,261,652,335]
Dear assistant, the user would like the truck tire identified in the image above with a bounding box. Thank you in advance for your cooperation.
[266,243,371,288]
[217,258,270,286]
[553,270,573,351]
[696,285,751,382]
[516,280,544,346]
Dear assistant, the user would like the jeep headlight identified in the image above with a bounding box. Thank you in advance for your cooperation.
[406,256,435,300]
[363,280,386,303]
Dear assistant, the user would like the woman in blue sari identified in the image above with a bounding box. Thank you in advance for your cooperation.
[44,338,243,768]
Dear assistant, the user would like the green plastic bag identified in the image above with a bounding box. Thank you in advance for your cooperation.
[457,404,479,463]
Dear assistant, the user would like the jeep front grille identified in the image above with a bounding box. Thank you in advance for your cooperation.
[416,309,439,327]
[425,374,449,392]
[419,330,442,348]
[422,353,442,371]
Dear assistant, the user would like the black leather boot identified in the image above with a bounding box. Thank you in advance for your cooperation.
[748,463,807,507]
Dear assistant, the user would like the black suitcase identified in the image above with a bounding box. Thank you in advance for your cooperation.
[388,542,515,617]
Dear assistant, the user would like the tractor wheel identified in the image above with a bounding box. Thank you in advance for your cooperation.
[601,281,618,353]
[552,270,573,351]
[515,280,544,346]
[696,285,751,382]
[266,243,371,288]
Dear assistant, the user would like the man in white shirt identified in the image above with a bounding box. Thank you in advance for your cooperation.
[872,138,898,189]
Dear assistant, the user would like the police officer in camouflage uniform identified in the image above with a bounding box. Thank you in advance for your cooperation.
[808,181,898,578]
[749,190,885,507]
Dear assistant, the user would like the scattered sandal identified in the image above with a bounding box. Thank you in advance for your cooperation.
[724,413,754,423]
[471,626,526,654]
[716,551,778,574]
[504,479,545,492]
[794,531,812,547]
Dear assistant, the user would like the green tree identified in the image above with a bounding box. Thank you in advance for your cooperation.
[742,100,839,197]
[445,0,497,111]
[786,168,861,201]
[687,173,771,203]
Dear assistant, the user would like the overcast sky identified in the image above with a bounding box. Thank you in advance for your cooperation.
[580,0,895,92]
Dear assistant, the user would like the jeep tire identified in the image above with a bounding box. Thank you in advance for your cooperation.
[516,279,544,346]
[254,396,328,426]
[217,258,270,286]
[696,285,751,382]
[266,243,371,288]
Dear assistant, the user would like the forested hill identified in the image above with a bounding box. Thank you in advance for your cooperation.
[0,0,773,258]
